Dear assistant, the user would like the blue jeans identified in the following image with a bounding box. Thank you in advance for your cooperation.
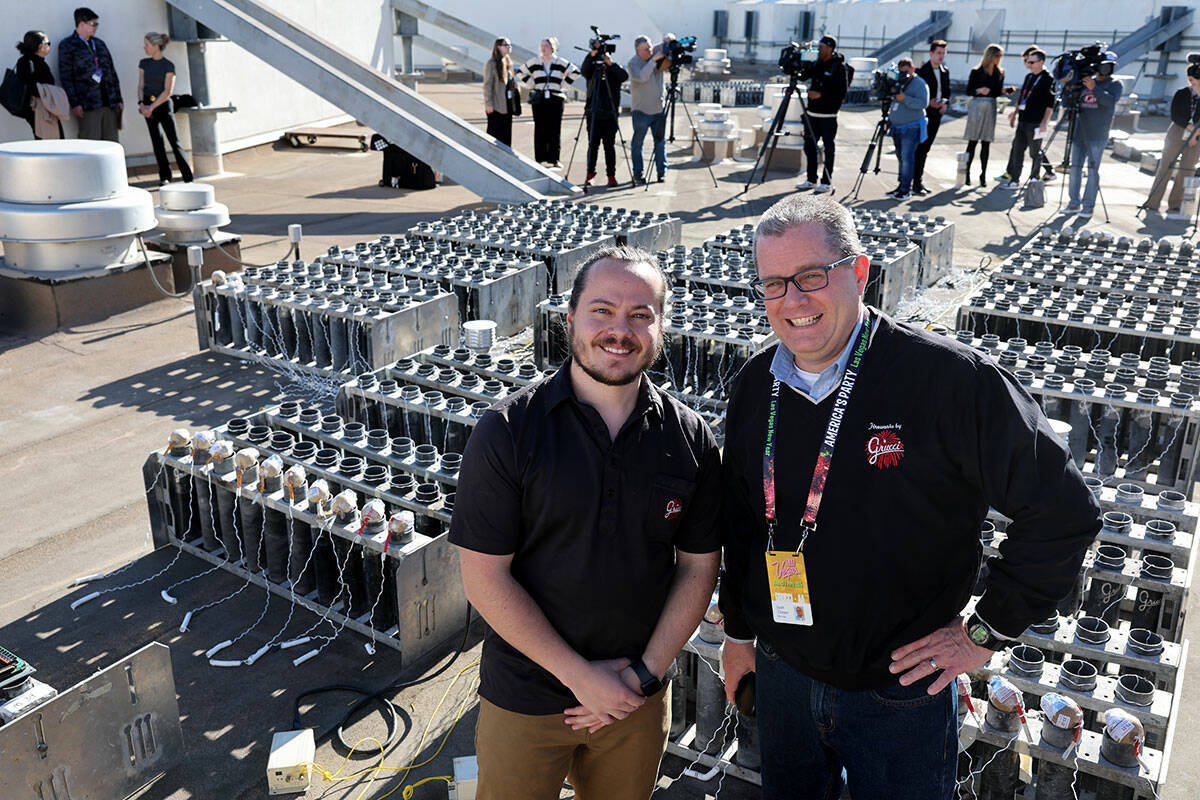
[755,640,958,800]
[892,123,922,193]
[631,110,666,178]
[1068,137,1106,212]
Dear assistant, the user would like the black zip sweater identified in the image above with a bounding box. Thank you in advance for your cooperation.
[719,312,1100,690]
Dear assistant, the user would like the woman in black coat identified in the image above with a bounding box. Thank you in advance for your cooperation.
[14,30,60,139]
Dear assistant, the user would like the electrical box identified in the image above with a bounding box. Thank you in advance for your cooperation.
[267,729,316,795]
[448,756,478,800]
[0,678,56,724]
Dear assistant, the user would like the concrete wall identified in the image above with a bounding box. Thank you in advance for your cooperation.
[406,0,728,75]
[0,0,395,160]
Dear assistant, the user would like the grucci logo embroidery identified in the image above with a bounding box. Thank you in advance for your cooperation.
[866,429,905,469]
[664,499,683,520]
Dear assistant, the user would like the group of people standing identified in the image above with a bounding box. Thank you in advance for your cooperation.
[11,6,192,183]
[481,33,674,188]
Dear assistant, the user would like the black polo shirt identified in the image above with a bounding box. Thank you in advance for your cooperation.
[450,360,722,714]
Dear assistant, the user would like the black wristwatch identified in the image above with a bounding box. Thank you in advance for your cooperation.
[630,658,664,697]
[965,613,1009,651]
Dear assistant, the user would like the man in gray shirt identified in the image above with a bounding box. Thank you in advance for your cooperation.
[1062,50,1121,219]
[627,35,671,184]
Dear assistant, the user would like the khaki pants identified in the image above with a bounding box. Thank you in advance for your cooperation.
[475,686,670,800]
[78,107,120,142]
[1147,122,1200,211]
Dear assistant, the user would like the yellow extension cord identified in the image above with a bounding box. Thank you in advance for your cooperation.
[296,659,480,799]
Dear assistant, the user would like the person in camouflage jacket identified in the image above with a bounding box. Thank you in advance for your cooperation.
[58,7,123,141]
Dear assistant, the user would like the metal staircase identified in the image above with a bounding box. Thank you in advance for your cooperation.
[869,11,952,65]
[167,0,579,202]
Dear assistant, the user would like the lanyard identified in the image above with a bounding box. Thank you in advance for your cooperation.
[763,313,872,552]
[1019,73,1043,105]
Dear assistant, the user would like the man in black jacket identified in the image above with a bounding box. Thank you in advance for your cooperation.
[912,40,950,195]
[719,194,1099,800]
[580,47,628,188]
[58,7,122,141]
[796,35,847,192]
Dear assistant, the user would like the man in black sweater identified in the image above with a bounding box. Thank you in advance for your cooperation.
[998,48,1056,188]
[796,35,848,193]
[580,47,628,188]
[912,40,951,195]
[719,195,1100,800]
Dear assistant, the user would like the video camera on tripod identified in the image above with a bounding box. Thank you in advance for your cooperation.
[661,35,697,67]
[588,26,620,54]
[1053,42,1117,104]
[778,41,821,79]
[870,65,904,105]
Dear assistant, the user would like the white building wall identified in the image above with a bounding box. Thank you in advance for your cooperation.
[2,0,1196,159]
[0,0,395,160]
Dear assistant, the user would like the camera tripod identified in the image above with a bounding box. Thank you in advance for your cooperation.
[741,71,814,191]
[850,97,893,199]
[565,48,635,191]
[643,62,718,189]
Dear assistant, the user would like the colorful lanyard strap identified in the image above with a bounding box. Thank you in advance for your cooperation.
[763,313,873,553]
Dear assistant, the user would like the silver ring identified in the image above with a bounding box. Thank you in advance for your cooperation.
[929,658,939,670]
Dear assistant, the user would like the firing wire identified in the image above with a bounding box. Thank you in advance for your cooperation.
[292,604,475,755]
[139,234,194,299]
[71,469,195,609]
[206,228,298,268]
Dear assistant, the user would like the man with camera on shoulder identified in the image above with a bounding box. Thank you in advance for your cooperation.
[627,34,670,185]
[796,35,848,193]
[885,58,929,202]
[1060,49,1121,219]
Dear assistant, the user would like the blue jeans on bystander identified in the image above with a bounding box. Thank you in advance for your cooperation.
[631,109,667,179]
[755,639,959,800]
[891,122,924,194]
[1068,137,1107,213]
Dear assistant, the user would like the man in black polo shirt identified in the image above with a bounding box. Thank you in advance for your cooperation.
[450,245,722,800]
[912,39,951,196]
[718,195,1099,800]
[998,47,1056,188]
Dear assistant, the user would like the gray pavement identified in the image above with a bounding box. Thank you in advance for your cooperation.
[2,76,1199,799]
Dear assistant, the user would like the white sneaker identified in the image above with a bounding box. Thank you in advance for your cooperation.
[1060,204,1082,215]
[813,183,833,194]
[795,180,816,191]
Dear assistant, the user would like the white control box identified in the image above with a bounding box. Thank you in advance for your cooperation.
[448,756,478,800]
[267,729,315,795]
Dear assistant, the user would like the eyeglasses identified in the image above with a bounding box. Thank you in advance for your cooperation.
[749,255,857,300]
[85,20,99,27]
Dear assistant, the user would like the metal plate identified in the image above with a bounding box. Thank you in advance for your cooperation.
[0,643,183,800]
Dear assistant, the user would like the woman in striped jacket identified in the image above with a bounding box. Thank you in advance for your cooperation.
[517,38,580,167]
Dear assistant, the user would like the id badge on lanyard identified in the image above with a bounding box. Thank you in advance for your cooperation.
[761,313,872,626]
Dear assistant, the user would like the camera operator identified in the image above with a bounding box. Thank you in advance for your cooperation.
[885,58,929,202]
[1146,61,1200,215]
[580,39,628,188]
[796,35,847,192]
[998,48,1055,188]
[627,34,670,185]
[1060,50,1120,219]
[911,40,950,196]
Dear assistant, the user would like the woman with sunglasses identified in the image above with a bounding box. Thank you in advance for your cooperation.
[14,31,63,139]
[483,37,516,146]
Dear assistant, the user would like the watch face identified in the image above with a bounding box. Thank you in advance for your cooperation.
[969,624,991,645]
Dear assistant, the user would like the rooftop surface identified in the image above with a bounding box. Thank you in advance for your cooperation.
[1,79,1198,799]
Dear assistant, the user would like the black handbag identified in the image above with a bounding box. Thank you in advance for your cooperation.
[506,77,522,117]
[1,67,27,118]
